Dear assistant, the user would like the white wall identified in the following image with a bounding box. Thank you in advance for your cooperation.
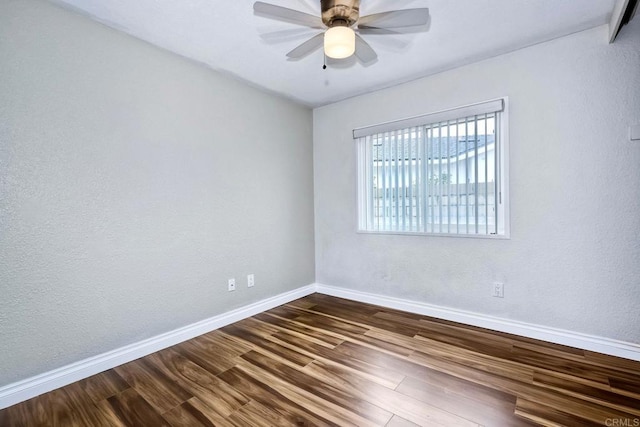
[0,0,314,386]
[314,21,640,344]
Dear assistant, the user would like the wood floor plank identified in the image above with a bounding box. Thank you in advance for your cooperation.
[60,381,118,427]
[411,334,536,383]
[285,297,318,310]
[102,387,171,427]
[334,339,448,381]
[395,375,533,427]
[267,303,312,320]
[231,316,281,338]
[509,344,611,385]
[409,349,639,424]
[114,358,192,414]
[0,402,32,427]
[364,327,430,353]
[91,400,127,427]
[78,369,130,404]
[585,350,640,375]
[2,294,639,427]
[302,293,382,316]
[226,399,294,427]
[344,329,417,357]
[514,397,603,427]
[303,360,479,427]
[533,370,640,415]
[0,406,10,427]
[610,376,640,399]
[217,366,336,426]
[38,388,78,426]
[508,335,587,357]
[236,358,382,426]
[172,339,239,376]
[221,322,315,367]
[417,315,585,357]
[254,311,345,347]
[385,415,421,427]
[144,348,248,417]
[509,340,587,362]
[241,349,394,425]
[270,306,418,358]
[267,307,415,357]
[414,319,514,355]
[306,301,386,327]
[162,397,234,427]
[515,340,640,389]
[293,311,371,337]
[5,389,71,427]
[194,329,253,358]
[271,328,407,388]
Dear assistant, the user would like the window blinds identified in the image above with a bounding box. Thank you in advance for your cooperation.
[355,99,505,236]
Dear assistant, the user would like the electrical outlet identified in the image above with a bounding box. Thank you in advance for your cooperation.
[493,282,504,298]
[228,278,236,292]
[247,274,255,288]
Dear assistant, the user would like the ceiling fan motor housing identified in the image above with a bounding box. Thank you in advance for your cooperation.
[321,0,360,27]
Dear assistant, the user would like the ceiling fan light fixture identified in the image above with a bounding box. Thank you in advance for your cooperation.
[324,26,355,59]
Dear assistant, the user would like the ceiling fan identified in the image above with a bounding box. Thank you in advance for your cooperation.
[253,0,430,65]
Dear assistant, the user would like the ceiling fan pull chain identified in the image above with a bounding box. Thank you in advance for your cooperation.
[323,53,327,70]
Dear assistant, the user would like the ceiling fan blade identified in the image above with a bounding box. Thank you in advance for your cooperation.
[254,2,324,28]
[260,27,318,44]
[357,27,401,36]
[356,28,411,50]
[295,0,319,14]
[286,32,324,59]
[355,34,378,64]
[356,30,409,50]
[359,8,429,29]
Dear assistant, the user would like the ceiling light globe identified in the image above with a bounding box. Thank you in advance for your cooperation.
[324,26,355,59]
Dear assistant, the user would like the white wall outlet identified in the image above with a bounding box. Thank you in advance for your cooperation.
[228,278,236,292]
[493,282,504,298]
[247,274,255,288]
[631,124,640,141]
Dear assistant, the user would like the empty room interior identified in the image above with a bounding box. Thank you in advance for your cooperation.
[1,0,640,425]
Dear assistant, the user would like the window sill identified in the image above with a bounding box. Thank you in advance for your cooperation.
[356,230,511,240]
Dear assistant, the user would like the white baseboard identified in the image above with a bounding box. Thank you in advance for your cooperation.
[0,284,316,410]
[315,283,640,362]
[3,282,639,410]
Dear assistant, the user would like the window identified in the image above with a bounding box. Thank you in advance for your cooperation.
[355,98,508,237]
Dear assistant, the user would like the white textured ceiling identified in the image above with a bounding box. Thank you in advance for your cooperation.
[49,0,616,107]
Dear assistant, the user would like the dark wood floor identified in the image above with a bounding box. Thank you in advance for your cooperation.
[1,294,639,426]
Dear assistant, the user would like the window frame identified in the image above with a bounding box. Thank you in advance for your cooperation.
[354,98,510,239]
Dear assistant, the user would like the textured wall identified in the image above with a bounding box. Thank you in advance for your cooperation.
[0,0,314,386]
[314,21,640,343]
